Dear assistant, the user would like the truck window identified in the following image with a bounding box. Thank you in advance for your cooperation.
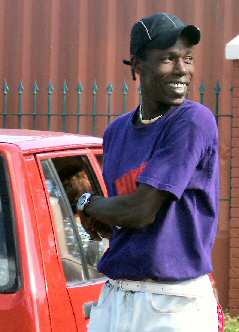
[0,155,19,293]
[41,156,107,285]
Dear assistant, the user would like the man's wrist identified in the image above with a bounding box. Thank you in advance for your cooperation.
[76,192,94,216]
[84,194,102,216]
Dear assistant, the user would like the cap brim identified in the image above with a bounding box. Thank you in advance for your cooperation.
[180,25,201,45]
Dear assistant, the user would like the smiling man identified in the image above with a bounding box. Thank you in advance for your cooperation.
[77,13,219,332]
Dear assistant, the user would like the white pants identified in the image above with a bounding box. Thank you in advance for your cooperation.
[88,275,218,332]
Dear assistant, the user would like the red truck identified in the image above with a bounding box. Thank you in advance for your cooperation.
[0,129,108,332]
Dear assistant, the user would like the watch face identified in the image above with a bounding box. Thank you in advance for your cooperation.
[79,195,87,205]
[77,193,92,211]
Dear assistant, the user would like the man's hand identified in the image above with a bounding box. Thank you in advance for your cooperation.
[79,211,113,240]
[81,214,101,241]
[92,219,113,239]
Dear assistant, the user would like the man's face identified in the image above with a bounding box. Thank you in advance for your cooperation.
[136,38,194,106]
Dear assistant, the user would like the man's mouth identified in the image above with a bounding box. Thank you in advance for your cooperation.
[167,81,188,95]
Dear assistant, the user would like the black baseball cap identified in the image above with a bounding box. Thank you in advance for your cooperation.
[127,12,200,58]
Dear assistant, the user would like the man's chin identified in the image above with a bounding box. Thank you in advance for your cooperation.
[172,98,186,105]
[161,96,186,106]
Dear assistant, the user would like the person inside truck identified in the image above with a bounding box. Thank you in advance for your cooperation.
[60,165,109,272]
[62,167,93,213]
[76,12,222,332]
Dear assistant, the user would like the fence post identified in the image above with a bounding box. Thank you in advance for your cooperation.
[62,80,68,132]
[33,81,39,130]
[3,81,9,128]
[214,81,221,124]
[107,83,113,124]
[76,83,83,133]
[199,81,206,104]
[92,81,98,135]
[122,81,128,113]
[18,81,24,129]
[48,82,54,130]
[138,85,142,105]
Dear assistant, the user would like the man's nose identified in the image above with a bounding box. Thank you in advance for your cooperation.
[174,58,187,75]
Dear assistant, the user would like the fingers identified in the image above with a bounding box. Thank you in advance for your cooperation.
[82,223,102,241]
[77,211,112,240]
[89,231,102,241]
[92,222,113,239]
[79,213,102,241]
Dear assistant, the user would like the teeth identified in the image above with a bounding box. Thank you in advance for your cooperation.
[168,82,186,87]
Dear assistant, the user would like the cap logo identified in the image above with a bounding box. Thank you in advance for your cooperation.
[162,13,178,28]
[139,20,152,40]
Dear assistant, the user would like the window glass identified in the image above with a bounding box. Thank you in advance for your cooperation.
[41,156,107,284]
[0,156,19,292]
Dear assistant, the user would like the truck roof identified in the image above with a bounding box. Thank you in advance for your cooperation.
[0,129,102,153]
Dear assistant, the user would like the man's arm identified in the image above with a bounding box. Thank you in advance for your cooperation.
[81,184,171,229]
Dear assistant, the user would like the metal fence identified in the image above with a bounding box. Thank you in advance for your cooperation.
[0,80,233,135]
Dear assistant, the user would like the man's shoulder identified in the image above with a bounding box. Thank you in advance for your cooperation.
[109,111,133,127]
[179,100,218,141]
[103,110,135,147]
[182,100,216,125]
[104,111,133,135]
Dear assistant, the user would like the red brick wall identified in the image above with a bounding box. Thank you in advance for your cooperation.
[229,60,239,315]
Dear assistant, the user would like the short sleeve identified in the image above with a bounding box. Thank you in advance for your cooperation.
[137,119,208,199]
[102,126,111,155]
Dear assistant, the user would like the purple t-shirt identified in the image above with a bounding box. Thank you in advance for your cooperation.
[98,100,219,281]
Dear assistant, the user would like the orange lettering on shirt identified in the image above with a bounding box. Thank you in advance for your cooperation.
[115,163,147,195]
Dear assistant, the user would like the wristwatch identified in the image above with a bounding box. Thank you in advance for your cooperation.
[76,192,93,213]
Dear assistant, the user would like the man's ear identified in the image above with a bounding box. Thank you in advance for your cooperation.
[133,57,143,75]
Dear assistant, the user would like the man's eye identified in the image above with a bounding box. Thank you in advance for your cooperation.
[184,56,193,64]
[160,57,173,63]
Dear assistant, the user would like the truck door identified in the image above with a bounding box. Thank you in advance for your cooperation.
[36,148,107,332]
[0,145,51,332]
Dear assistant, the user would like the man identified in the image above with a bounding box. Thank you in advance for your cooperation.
[77,12,219,332]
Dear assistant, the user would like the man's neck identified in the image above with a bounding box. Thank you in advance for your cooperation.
[140,98,172,120]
